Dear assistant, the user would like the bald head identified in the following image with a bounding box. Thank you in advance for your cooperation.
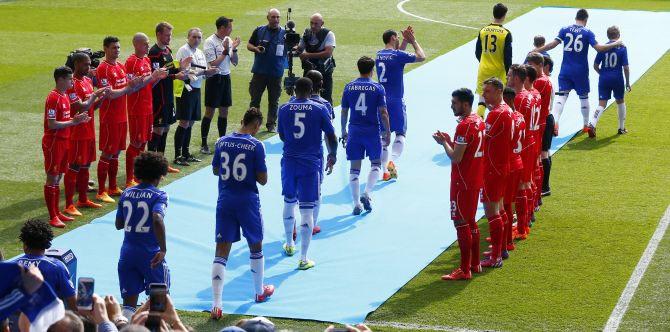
[310,13,324,32]
[267,8,280,28]
[132,32,150,56]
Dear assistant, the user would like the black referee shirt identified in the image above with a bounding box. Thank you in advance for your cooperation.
[148,44,179,110]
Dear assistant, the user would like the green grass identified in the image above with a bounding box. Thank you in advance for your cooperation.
[1,0,669,331]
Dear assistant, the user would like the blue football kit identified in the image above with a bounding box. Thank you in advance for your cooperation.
[375,49,416,134]
[341,77,387,161]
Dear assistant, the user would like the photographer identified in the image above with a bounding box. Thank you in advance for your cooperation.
[297,13,336,104]
[247,8,287,132]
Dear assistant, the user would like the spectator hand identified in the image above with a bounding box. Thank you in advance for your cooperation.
[85,294,110,325]
[19,265,44,294]
[104,295,123,323]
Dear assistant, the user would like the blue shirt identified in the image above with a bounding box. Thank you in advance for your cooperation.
[14,254,75,299]
[0,262,60,326]
[278,98,335,169]
[341,77,387,134]
[116,183,168,254]
[289,94,335,120]
[249,25,287,78]
[375,49,416,99]
[595,42,628,82]
[555,24,597,77]
[212,133,267,198]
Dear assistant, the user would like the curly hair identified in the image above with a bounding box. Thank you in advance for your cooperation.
[19,218,53,250]
[134,151,168,182]
[243,107,264,127]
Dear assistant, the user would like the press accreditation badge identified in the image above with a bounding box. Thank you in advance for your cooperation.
[276,44,284,56]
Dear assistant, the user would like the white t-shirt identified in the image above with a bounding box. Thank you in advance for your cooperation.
[204,34,232,75]
[298,29,336,51]
[175,44,207,89]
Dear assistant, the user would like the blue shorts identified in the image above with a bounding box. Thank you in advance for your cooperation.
[387,98,407,134]
[118,249,170,297]
[558,73,590,96]
[346,131,382,161]
[598,78,625,101]
[215,194,263,244]
[281,158,320,204]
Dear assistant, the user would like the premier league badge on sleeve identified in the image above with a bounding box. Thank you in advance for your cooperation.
[100,78,108,87]
[456,136,466,144]
[47,109,56,119]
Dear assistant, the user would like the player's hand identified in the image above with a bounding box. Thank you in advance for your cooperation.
[174,72,186,81]
[73,112,91,124]
[150,251,166,269]
[432,132,445,145]
[152,68,168,80]
[382,131,391,147]
[93,87,108,98]
[19,265,44,294]
[626,83,631,92]
[339,133,348,148]
[325,153,336,175]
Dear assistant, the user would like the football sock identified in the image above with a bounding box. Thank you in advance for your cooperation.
[455,223,472,272]
[148,133,161,152]
[542,157,551,191]
[97,157,110,194]
[381,147,389,174]
[250,250,264,296]
[64,167,78,207]
[108,155,119,190]
[174,126,185,158]
[217,117,228,138]
[201,116,212,147]
[488,215,503,261]
[283,198,297,247]
[299,206,315,261]
[211,256,227,308]
[159,132,168,154]
[469,220,481,268]
[553,93,568,122]
[184,126,192,158]
[349,169,360,206]
[313,199,320,227]
[503,203,513,245]
[121,306,136,321]
[364,163,380,195]
[580,96,590,126]
[515,191,528,234]
[391,135,405,161]
[53,186,61,215]
[77,166,90,203]
[125,145,140,183]
[44,185,55,219]
[591,106,605,127]
[618,103,627,130]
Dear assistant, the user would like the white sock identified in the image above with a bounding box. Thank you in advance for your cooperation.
[349,169,360,206]
[365,164,381,195]
[249,251,264,296]
[552,93,569,122]
[283,198,297,246]
[299,206,315,261]
[591,106,605,127]
[391,135,405,161]
[580,97,590,126]
[381,147,389,174]
[313,199,320,227]
[211,256,227,308]
[121,306,136,321]
[617,103,627,129]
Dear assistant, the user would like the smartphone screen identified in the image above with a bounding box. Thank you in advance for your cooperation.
[76,277,94,311]
[149,283,167,313]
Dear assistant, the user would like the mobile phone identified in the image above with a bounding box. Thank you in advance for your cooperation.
[76,277,94,311]
[149,283,167,313]
[145,312,163,332]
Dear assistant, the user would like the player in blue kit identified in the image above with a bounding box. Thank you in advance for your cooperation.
[341,56,391,215]
[376,27,425,181]
[114,151,169,319]
[278,77,338,270]
[534,9,623,134]
[587,26,631,138]
[210,108,273,320]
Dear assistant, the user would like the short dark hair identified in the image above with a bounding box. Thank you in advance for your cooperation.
[452,88,474,106]
[607,26,620,40]
[526,52,544,66]
[134,152,168,182]
[54,66,72,81]
[19,219,53,250]
[533,35,546,48]
[242,107,263,126]
[103,36,119,48]
[382,30,397,44]
[576,9,589,21]
[155,22,173,35]
[543,55,554,73]
[357,56,375,75]
[72,52,90,66]
[47,311,84,332]
[216,16,233,29]
[295,77,313,96]
[503,86,516,100]
[483,77,504,91]
[510,64,527,82]
[525,65,537,82]
[493,3,508,19]
[305,70,323,91]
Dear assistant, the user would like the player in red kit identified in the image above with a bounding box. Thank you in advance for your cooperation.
[433,88,485,280]
[479,77,513,268]
[43,66,91,227]
[500,86,524,254]
[125,32,168,188]
[62,53,109,217]
[524,65,544,218]
[527,53,554,198]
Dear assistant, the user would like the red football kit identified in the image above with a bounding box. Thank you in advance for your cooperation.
[515,89,539,183]
[533,74,553,143]
[505,110,525,205]
[482,102,513,203]
[125,54,153,144]
[43,89,72,175]
[451,114,485,222]
[96,60,128,154]
[66,76,97,165]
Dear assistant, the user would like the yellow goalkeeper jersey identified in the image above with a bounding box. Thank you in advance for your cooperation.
[476,23,513,81]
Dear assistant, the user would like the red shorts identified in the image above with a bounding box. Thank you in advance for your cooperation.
[521,148,536,183]
[42,136,68,175]
[505,170,521,204]
[450,184,480,221]
[99,122,127,155]
[68,139,96,165]
[128,113,153,144]
[482,169,507,203]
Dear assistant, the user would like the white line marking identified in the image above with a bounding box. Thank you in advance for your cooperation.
[604,205,670,331]
[396,0,479,30]
[366,320,489,331]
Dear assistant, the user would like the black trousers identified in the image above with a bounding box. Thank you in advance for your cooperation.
[249,73,282,127]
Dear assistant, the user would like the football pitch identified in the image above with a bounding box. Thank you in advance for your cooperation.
[1,0,669,330]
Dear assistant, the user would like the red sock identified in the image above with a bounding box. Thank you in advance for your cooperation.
[53,185,61,215]
[455,223,472,272]
[469,220,481,268]
[498,210,508,255]
[44,185,56,218]
[108,156,119,190]
[126,145,140,183]
[64,167,78,207]
[503,203,513,245]
[488,215,503,261]
[77,167,89,203]
[98,157,110,194]
[515,191,528,234]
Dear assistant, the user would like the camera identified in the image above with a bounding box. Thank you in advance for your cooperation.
[65,48,105,69]
[283,8,302,96]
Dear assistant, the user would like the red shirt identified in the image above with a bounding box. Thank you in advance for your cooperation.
[43,89,71,139]
[452,114,485,190]
[66,76,96,140]
[514,89,537,149]
[484,102,513,176]
[96,60,128,124]
[509,110,525,171]
[125,54,153,116]
[533,74,553,125]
